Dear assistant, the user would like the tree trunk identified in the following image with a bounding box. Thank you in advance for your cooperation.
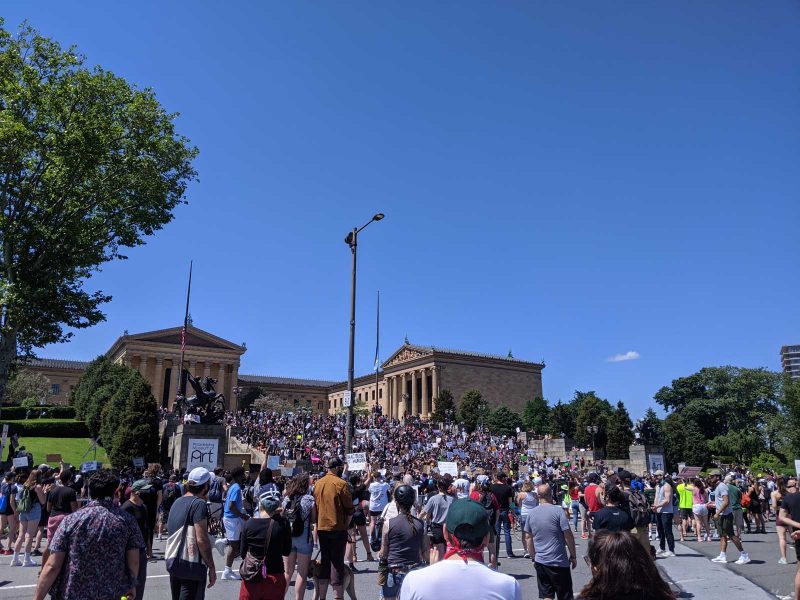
[0,328,17,404]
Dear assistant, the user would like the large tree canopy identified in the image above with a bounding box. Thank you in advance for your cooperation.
[0,21,197,394]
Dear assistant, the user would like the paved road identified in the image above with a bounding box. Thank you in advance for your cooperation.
[0,521,791,599]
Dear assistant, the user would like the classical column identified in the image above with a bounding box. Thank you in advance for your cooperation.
[188,359,197,379]
[203,362,211,378]
[411,370,418,417]
[169,357,181,409]
[217,363,227,406]
[380,377,389,416]
[394,375,401,419]
[421,368,429,420]
[432,366,439,416]
[153,357,164,407]
[231,362,240,412]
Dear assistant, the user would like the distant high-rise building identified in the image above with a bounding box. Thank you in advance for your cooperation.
[781,345,800,379]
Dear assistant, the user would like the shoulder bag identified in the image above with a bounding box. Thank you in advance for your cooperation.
[165,498,207,581]
[239,518,274,582]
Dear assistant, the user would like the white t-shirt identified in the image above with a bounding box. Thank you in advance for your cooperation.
[369,481,391,512]
[399,559,521,600]
[453,478,470,499]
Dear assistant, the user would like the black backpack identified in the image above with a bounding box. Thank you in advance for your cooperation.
[208,476,223,504]
[626,489,652,528]
[162,482,179,511]
[284,495,307,538]
[370,515,384,552]
[479,492,497,525]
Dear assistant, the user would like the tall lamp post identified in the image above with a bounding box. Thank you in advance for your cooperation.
[344,213,385,453]
[586,425,599,457]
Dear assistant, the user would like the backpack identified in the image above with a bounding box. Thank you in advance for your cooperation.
[626,489,652,528]
[479,492,497,525]
[370,516,384,552]
[162,482,179,511]
[284,495,307,538]
[0,484,8,513]
[741,492,751,508]
[208,476,223,504]
[17,486,33,514]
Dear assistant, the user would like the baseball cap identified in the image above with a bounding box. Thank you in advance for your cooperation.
[132,479,153,493]
[707,469,722,476]
[460,471,468,478]
[533,477,543,485]
[654,470,665,476]
[187,467,211,486]
[445,499,490,543]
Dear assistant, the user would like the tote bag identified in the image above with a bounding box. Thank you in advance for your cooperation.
[165,498,207,581]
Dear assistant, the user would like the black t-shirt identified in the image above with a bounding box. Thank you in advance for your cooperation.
[48,486,77,516]
[592,506,634,533]
[122,500,150,539]
[491,483,513,510]
[167,496,210,536]
[240,516,292,574]
[781,492,800,526]
[140,477,163,521]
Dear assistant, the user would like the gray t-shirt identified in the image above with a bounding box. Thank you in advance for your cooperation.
[523,503,570,568]
[423,493,454,525]
[715,482,731,516]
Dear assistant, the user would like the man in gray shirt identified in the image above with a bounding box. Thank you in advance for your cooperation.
[524,484,577,600]
[420,476,454,564]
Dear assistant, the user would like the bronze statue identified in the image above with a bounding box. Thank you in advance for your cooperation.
[175,373,226,424]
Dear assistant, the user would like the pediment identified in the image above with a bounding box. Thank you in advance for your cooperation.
[382,345,433,368]
[124,326,244,352]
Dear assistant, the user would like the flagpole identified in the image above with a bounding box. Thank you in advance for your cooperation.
[374,290,380,418]
[177,260,193,402]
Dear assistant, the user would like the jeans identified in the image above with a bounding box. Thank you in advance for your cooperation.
[656,512,675,552]
[570,501,580,531]
[495,510,514,556]
[170,575,206,600]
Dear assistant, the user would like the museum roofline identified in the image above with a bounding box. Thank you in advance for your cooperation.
[22,357,91,370]
[238,374,339,388]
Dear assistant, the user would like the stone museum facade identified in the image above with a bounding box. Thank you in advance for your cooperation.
[23,325,545,418]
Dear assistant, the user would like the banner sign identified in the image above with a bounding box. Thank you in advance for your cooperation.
[12,457,29,468]
[346,452,367,472]
[437,461,458,477]
[648,453,665,473]
[187,438,219,471]
[132,457,145,468]
[267,455,281,469]
[80,461,100,473]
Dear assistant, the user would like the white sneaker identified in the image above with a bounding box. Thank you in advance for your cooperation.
[711,554,728,563]
[23,557,37,567]
[779,558,788,565]
[735,553,751,565]
[221,568,241,581]
[214,537,228,556]
[9,556,21,567]
[661,551,675,558]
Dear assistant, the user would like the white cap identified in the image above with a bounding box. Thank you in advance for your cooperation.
[188,467,211,486]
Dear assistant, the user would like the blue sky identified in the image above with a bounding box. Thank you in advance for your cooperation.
[5,2,799,418]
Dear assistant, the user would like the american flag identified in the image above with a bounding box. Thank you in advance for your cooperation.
[181,326,186,353]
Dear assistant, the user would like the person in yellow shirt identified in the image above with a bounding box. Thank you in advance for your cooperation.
[676,477,695,542]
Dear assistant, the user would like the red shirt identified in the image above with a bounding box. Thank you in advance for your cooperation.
[585,483,602,512]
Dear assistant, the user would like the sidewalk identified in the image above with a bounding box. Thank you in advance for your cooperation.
[657,541,777,599]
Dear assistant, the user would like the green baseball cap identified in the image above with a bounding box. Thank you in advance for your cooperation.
[707,469,722,476]
[445,498,490,542]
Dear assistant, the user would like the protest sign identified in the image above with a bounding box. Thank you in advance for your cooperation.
[47,454,63,463]
[80,460,100,473]
[437,461,458,477]
[267,455,281,469]
[132,457,145,468]
[281,467,294,477]
[346,452,367,471]
[12,457,28,468]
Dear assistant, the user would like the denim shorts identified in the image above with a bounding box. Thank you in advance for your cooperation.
[291,530,314,556]
[381,569,409,598]
[19,505,41,523]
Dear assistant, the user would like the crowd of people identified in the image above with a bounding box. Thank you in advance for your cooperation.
[1,408,800,599]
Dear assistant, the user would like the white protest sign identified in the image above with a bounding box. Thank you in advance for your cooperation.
[267,456,281,469]
[437,461,458,477]
[80,461,100,473]
[343,391,352,407]
[12,457,28,468]
[187,438,219,471]
[281,466,294,477]
[132,457,145,468]
[346,452,367,471]
[795,459,800,477]
[648,453,665,473]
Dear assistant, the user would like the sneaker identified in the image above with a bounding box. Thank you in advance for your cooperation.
[214,538,228,556]
[661,551,675,558]
[221,568,240,580]
[23,557,37,567]
[9,557,21,567]
[31,550,42,557]
[735,553,751,565]
[778,558,788,565]
[581,533,588,539]
[507,553,517,559]
[523,553,531,559]
[711,554,728,563]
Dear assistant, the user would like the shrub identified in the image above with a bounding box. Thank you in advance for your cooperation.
[0,406,76,420]
[1,420,89,438]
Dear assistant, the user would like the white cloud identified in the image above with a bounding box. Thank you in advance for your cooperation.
[607,351,640,363]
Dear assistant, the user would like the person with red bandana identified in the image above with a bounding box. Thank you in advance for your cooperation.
[398,498,521,600]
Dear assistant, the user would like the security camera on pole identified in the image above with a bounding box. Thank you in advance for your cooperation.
[344,213,385,453]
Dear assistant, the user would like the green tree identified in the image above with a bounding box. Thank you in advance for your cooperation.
[661,412,710,471]
[521,397,550,435]
[107,371,159,468]
[239,387,263,413]
[636,408,663,445]
[487,405,524,437]
[459,389,489,432]
[549,401,576,438]
[779,376,800,458]
[72,356,129,438]
[0,22,198,397]
[605,401,634,459]
[3,369,50,406]
[573,391,613,450]
[432,389,455,422]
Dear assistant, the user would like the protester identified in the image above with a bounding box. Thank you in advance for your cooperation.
[239,495,292,600]
[778,477,800,598]
[283,473,317,600]
[33,469,144,600]
[690,477,711,543]
[517,481,538,559]
[709,469,750,565]
[11,468,47,567]
[420,475,454,564]
[346,471,374,568]
[470,479,499,569]
[772,476,789,564]
[368,470,392,539]
[0,471,19,555]
[167,467,217,599]
[675,477,694,542]
[592,485,633,533]
[122,479,151,600]
[399,498,521,600]
[491,472,516,559]
[651,471,675,558]
[43,468,79,567]
[378,484,428,600]
[313,456,354,600]
[160,473,181,541]
[139,463,163,559]
[577,530,675,600]
[582,473,603,539]
[215,466,249,580]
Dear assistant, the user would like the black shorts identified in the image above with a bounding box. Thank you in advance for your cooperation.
[794,539,800,561]
[534,562,574,600]
[749,501,762,515]
[350,510,367,528]
[369,510,382,517]
[429,523,445,545]
[717,513,735,538]
[680,508,693,519]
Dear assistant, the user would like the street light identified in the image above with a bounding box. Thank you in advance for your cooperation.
[344,213,385,453]
[233,386,243,412]
[586,425,599,452]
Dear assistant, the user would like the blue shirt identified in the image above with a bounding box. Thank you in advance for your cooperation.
[224,482,243,520]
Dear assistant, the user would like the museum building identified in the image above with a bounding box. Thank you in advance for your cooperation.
[25,325,545,418]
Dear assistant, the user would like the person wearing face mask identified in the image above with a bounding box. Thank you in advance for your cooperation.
[313,457,354,600]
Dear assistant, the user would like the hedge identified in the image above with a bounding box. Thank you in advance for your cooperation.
[0,420,89,438]
[0,406,76,420]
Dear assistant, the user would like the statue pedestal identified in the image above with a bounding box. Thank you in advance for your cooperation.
[169,423,227,473]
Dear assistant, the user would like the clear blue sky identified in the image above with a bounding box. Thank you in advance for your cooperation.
[5,2,799,418]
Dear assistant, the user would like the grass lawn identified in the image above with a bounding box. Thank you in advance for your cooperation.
[16,437,109,468]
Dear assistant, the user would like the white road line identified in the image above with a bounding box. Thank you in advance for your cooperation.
[0,570,235,591]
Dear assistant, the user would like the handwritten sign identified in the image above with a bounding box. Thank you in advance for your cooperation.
[346,452,367,472]
[132,457,145,468]
[46,454,63,463]
[12,457,28,468]
[437,461,458,477]
[80,461,101,473]
[267,456,281,469]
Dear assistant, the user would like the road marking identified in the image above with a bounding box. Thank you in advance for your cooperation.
[0,570,235,591]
